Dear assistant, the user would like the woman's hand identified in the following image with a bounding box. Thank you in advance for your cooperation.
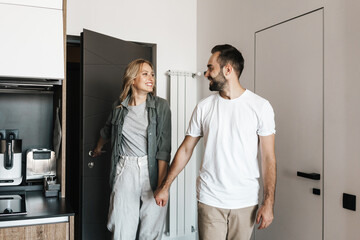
[154,160,169,206]
[91,137,108,157]
[91,146,103,157]
[154,184,169,207]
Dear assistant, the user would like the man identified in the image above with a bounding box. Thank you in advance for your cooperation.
[154,44,276,240]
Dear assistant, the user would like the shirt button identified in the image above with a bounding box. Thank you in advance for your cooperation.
[149,133,152,135]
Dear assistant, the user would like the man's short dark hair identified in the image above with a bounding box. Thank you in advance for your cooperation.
[211,44,244,79]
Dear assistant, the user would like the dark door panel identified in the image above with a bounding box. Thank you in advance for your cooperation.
[83,223,112,240]
[83,65,125,102]
[83,96,112,122]
[82,177,110,223]
[80,29,155,240]
[83,114,110,146]
[83,29,152,65]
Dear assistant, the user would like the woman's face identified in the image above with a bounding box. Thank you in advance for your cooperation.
[132,63,155,94]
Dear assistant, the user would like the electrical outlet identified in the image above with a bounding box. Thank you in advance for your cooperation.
[343,193,356,211]
[5,129,19,140]
[0,129,5,140]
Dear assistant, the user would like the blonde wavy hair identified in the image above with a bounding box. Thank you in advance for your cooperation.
[118,59,156,107]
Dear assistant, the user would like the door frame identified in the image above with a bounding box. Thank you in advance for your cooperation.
[65,32,157,240]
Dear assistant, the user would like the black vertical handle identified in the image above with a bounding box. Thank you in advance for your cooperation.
[297,171,320,180]
[5,142,13,170]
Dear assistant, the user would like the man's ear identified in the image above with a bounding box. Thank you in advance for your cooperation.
[223,63,233,77]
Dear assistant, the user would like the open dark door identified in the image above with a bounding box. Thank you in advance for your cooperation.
[68,29,155,240]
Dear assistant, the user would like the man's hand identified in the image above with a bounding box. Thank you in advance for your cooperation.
[256,203,274,229]
[154,185,169,207]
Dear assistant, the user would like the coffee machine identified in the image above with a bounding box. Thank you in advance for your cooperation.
[0,129,22,186]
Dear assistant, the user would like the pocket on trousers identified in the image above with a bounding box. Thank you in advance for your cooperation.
[114,159,126,185]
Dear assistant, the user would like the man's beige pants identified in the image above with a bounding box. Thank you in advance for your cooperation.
[198,202,258,240]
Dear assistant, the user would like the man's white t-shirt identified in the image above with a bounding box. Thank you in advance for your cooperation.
[186,89,275,209]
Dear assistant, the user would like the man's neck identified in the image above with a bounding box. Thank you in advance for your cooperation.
[219,81,246,100]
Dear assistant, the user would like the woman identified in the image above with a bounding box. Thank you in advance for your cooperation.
[92,59,171,240]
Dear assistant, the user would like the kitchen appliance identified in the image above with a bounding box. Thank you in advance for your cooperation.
[43,175,60,198]
[0,191,27,217]
[0,129,22,186]
[26,148,56,181]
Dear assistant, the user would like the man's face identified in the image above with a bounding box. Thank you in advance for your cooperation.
[204,52,226,91]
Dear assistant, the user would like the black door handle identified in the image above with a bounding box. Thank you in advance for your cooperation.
[297,171,320,180]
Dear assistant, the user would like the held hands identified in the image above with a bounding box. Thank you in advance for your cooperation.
[256,203,274,229]
[154,184,169,207]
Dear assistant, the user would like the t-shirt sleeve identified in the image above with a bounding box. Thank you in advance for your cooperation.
[186,105,203,137]
[257,100,276,136]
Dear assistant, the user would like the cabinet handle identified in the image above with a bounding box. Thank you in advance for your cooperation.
[297,171,320,180]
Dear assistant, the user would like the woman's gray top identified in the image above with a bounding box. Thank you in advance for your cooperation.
[100,93,171,191]
[120,101,148,157]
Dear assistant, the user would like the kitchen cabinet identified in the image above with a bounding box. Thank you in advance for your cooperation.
[0,0,67,197]
[0,218,73,240]
[0,0,64,79]
[0,0,62,9]
[0,191,74,240]
[0,0,72,238]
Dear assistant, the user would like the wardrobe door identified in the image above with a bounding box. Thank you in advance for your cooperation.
[254,9,324,240]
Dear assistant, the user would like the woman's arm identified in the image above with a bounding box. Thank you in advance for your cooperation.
[157,160,168,187]
[155,100,172,162]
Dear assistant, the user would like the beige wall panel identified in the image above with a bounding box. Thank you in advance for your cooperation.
[323,0,360,239]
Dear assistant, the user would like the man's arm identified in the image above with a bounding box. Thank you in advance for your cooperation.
[256,134,276,229]
[154,135,201,206]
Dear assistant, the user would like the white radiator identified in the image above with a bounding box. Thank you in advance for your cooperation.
[164,70,198,240]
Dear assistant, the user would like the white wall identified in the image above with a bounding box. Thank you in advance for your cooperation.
[67,0,197,100]
[197,0,360,239]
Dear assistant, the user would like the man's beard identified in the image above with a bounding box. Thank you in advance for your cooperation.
[209,70,226,91]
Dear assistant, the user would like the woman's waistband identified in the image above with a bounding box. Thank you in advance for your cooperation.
[119,155,148,166]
